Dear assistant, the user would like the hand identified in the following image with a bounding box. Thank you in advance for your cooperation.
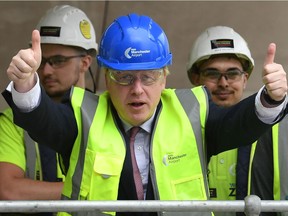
[262,43,287,101]
[7,30,41,93]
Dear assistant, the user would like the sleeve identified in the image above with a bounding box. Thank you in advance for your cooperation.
[205,90,276,158]
[8,73,41,112]
[0,109,26,171]
[255,86,287,124]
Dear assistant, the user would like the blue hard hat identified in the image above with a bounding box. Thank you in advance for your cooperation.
[97,13,172,70]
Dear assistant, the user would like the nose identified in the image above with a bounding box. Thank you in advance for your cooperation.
[130,77,144,95]
[217,74,229,87]
[38,62,54,75]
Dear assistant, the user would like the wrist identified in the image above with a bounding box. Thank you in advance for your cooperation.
[261,87,285,106]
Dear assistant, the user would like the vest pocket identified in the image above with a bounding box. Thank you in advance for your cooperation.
[94,153,123,176]
[171,174,206,200]
[92,152,124,200]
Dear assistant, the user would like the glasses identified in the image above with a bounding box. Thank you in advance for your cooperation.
[109,69,164,86]
[39,55,85,70]
[200,69,246,83]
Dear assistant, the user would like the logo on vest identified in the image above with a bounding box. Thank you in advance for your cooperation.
[124,47,151,59]
[162,153,187,166]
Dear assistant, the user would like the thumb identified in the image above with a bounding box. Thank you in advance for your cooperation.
[264,43,276,66]
[31,29,42,66]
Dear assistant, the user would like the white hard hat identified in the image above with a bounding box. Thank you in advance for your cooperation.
[36,5,98,52]
[187,26,254,83]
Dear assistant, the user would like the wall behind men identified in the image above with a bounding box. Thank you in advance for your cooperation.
[0,1,288,110]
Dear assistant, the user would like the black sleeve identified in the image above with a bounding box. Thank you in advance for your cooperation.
[206,89,272,158]
[2,87,77,164]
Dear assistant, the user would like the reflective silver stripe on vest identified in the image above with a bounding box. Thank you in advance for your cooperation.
[173,89,211,216]
[174,89,209,196]
[65,89,99,201]
[24,131,36,179]
[278,119,288,200]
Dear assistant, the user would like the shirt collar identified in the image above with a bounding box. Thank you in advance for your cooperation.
[122,110,156,134]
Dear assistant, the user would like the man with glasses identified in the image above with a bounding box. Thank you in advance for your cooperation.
[2,14,288,216]
[0,5,97,215]
[187,25,261,216]
[108,69,164,86]
[187,26,253,108]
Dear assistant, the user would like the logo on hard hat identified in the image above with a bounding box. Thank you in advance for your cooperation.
[124,47,151,59]
[40,27,61,37]
[211,39,234,49]
[79,20,91,39]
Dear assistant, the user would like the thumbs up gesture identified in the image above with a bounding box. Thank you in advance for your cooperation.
[262,43,287,102]
[7,30,42,93]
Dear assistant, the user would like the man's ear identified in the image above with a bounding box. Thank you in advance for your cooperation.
[190,73,201,86]
[243,72,249,89]
[80,55,93,74]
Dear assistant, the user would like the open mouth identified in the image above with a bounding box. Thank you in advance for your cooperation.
[130,102,145,107]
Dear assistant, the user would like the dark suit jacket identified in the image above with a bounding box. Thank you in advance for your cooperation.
[2,86,280,216]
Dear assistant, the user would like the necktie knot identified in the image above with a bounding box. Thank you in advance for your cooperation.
[130,127,140,139]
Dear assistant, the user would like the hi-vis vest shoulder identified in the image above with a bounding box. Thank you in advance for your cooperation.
[0,109,64,181]
[60,86,212,216]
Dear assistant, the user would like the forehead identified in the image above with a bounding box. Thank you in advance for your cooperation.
[110,68,163,73]
[41,44,78,55]
[200,55,243,70]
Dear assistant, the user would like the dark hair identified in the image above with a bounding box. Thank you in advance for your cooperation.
[194,54,250,74]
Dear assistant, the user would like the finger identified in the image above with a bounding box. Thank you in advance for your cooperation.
[7,59,33,82]
[264,43,276,66]
[17,48,38,71]
[31,30,42,64]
